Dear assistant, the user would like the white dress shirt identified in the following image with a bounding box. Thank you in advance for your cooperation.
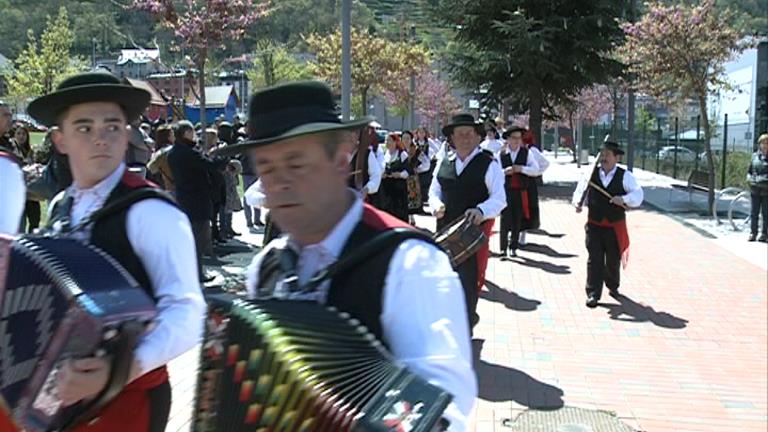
[364,150,383,194]
[527,146,550,176]
[49,164,205,378]
[480,138,504,158]
[246,195,477,431]
[499,145,541,177]
[414,150,431,174]
[571,164,644,208]
[0,156,25,235]
[383,149,409,179]
[428,146,507,219]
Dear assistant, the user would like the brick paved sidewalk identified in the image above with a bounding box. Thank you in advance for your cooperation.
[468,181,767,431]
[166,179,767,432]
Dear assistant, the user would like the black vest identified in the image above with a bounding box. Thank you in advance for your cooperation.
[499,147,531,190]
[257,205,429,344]
[436,150,493,229]
[47,173,177,299]
[587,167,627,223]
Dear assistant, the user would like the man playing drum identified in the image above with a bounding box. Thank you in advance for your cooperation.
[428,113,507,332]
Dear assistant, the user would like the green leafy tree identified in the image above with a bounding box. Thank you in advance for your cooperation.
[246,45,313,88]
[305,28,429,116]
[3,7,85,106]
[621,0,746,209]
[429,0,626,146]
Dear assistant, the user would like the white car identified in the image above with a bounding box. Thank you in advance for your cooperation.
[658,146,696,163]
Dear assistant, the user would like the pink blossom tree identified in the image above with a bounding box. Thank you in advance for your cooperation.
[621,0,745,208]
[130,0,269,129]
[382,69,459,132]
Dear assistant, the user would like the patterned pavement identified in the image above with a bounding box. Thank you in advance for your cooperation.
[166,164,767,432]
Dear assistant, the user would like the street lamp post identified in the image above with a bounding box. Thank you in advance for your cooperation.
[341,0,351,121]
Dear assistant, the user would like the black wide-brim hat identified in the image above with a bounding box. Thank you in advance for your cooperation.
[602,140,625,155]
[215,81,373,157]
[27,72,151,127]
[501,125,526,139]
[442,113,485,137]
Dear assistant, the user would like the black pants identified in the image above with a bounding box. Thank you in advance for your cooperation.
[750,191,768,236]
[147,380,172,432]
[190,219,212,281]
[455,254,479,332]
[585,224,620,299]
[23,200,41,233]
[499,189,524,252]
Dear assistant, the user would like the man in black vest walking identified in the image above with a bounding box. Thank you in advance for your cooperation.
[498,126,541,258]
[573,141,644,308]
[26,72,204,431]
[217,81,477,431]
[428,113,507,330]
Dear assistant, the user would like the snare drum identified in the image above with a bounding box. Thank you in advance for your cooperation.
[433,216,487,267]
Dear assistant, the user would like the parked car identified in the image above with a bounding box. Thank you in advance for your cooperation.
[698,149,724,160]
[658,146,696,163]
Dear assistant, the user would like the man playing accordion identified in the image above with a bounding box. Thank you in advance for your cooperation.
[16,72,205,432]
[215,81,477,431]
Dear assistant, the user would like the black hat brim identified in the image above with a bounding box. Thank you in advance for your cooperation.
[28,84,151,126]
[602,141,625,155]
[213,116,374,157]
[442,121,485,138]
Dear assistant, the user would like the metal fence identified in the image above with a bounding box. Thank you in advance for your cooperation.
[542,114,763,190]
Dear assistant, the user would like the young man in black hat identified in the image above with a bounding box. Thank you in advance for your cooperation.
[498,126,541,258]
[219,81,476,431]
[26,72,205,432]
[428,113,507,330]
[572,141,644,308]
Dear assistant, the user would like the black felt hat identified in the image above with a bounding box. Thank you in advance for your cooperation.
[502,125,526,139]
[215,81,373,156]
[27,72,151,126]
[602,140,625,155]
[441,113,485,137]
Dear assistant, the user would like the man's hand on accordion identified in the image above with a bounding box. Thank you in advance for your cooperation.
[57,357,111,406]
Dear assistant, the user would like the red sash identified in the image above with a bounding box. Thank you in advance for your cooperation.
[476,219,494,293]
[70,367,169,432]
[589,218,630,268]
[507,174,531,220]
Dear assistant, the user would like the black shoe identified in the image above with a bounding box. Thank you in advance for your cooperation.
[227,229,240,237]
[609,289,620,299]
[759,234,768,243]
[509,249,517,258]
[748,233,757,242]
[586,295,599,308]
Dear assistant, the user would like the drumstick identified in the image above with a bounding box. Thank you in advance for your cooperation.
[588,180,629,209]
[348,169,362,176]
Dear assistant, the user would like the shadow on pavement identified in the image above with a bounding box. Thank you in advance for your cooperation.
[526,228,566,239]
[472,339,565,408]
[481,281,541,312]
[521,242,577,258]
[512,256,571,274]
[601,294,689,329]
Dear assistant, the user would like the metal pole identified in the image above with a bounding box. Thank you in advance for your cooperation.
[656,118,661,174]
[627,91,635,171]
[641,119,647,170]
[721,113,728,188]
[673,116,679,179]
[341,0,352,121]
[92,38,96,69]
[695,114,701,170]
[408,25,416,131]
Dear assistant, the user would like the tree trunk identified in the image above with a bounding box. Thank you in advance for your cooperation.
[198,54,207,131]
[569,111,577,162]
[262,51,274,87]
[528,87,543,148]
[699,95,715,211]
[611,86,620,139]
[361,87,368,116]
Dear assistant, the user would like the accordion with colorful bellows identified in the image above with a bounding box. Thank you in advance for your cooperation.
[193,293,453,432]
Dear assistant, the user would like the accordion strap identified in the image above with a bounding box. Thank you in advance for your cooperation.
[57,321,144,431]
[304,228,437,290]
[87,188,176,223]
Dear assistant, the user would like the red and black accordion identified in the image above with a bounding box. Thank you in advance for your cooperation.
[0,234,156,432]
[194,293,453,432]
